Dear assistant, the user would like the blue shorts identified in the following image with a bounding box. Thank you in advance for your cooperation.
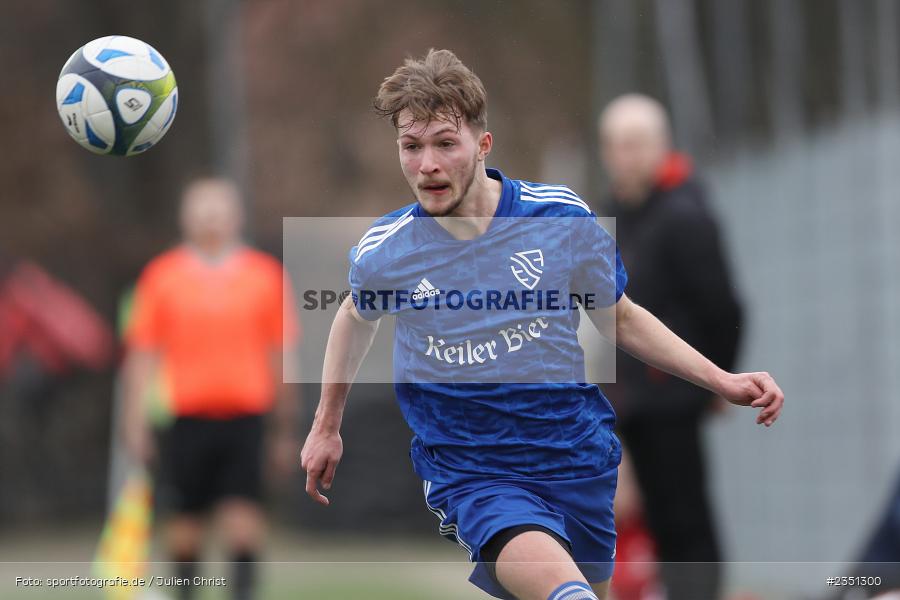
[422,465,618,600]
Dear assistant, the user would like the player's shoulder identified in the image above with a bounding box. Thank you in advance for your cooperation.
[351,202,418,267]
[239,246,283,272]
[657,179,716,227]
[511,178,595,217]
[141,246,188,278]
[234,248,287,288]
[134,247,191,296]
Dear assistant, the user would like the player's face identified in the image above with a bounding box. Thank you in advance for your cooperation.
[396,111,482,217]
[180,181,243,247]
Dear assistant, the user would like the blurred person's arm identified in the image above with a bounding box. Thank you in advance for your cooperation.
[667,196,744,413]
[121,264,165,466]
[300,295,380,506]
[267,264,303,479]
[267,348,301,481]
[671,215,743,369]
[121,348,160,465]
[588,294,783,426]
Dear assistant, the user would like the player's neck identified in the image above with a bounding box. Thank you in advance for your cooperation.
[436,168,501,240]
[187,239,241,264]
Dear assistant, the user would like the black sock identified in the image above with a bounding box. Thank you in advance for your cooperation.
[231,551,257,600]
[174,556,198,600]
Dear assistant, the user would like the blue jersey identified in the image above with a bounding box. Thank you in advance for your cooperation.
[349,168,627,482]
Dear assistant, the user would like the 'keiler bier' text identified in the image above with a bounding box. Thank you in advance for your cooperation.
[424,317,550,365]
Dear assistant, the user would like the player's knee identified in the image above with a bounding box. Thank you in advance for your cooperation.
[218,498,265,549]
[166,515,204,553]
[490,528,586,600]
[589,579,609,600]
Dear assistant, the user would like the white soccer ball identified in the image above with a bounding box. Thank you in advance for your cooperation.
[56,35,178,156]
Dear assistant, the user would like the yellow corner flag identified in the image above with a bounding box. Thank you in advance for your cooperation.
[93,469,154,600]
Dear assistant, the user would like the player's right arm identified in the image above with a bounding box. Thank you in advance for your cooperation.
[300,294,380,506]
[121,267,165,467]
[121,348,160,465]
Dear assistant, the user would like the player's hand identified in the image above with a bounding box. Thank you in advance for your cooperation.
[716,371,784,427]
[300,427,343,506]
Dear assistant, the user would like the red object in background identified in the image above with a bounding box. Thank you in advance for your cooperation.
[655,151,693,191]
[0,293,18,372]
[0,261,114,378]
[612,514,663,600]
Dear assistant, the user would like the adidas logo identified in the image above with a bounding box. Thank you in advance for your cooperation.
[412,278,440,301]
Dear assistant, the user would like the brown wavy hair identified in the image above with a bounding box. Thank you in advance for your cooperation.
[374,48,487,132]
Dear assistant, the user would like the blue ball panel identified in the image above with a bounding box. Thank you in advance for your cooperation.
[148,47,165,70]
[61,82,85,105]
[84,121,108,150]
[96,49,133,63]
[131,141,154,153]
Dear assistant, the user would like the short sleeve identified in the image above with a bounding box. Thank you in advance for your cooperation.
[572,216,628,308]
[348,247,386,321]
[126,266,164,350]
[269,262,301,349]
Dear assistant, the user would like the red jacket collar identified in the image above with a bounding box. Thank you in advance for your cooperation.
[655,152,693,191]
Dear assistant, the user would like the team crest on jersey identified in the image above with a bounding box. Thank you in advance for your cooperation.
[509,249,544,290]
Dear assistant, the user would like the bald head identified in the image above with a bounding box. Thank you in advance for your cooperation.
[179,177,244,249]
[599,94,672,205]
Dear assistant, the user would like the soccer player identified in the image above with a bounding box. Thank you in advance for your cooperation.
[122,177,300,600]
[300,49,783,600]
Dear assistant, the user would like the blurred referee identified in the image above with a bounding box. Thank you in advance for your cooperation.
[122,177,300,600]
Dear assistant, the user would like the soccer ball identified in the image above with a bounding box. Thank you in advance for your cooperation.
[56,36,177,156]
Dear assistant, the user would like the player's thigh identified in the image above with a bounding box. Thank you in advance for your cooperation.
[160,418,218,513]
[216,415,265,502]
[495,530,585,600]
[536,468,617,587]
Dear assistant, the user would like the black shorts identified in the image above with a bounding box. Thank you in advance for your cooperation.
[158,415,265,513]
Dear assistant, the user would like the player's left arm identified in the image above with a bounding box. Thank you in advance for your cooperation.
[597,294,784,426]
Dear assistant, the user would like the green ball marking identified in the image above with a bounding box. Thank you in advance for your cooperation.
[109,71,177,156]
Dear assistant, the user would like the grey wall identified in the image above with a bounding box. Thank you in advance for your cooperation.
[705,110,900,593]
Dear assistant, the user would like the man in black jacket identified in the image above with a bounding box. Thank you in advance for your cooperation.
[599,94,743,600]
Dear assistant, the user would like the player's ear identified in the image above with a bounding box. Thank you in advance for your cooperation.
[477,130,492,162]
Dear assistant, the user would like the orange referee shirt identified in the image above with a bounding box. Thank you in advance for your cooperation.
[127,245,299,418]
